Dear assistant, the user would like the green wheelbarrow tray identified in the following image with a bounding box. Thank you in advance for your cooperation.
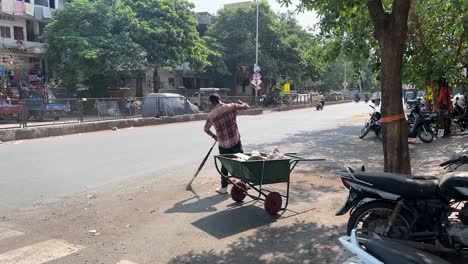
[214,153,325,215]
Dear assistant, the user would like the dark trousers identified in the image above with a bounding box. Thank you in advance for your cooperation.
[219,141,243,188]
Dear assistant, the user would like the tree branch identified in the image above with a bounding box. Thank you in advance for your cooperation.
[392,0,411,21]
[391,0,410,30]
[454,31,465,67]
[367,0,386,36]
[409,0,431,57]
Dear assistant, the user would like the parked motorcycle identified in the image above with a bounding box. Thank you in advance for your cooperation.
[335,154,468,256]
[452,97,467,132]
[339,229,450,264]
[359,105,382,140]
[407,102,436,143]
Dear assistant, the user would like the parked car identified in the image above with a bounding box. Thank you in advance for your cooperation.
[142,93,199,118]
[0,99,23,122]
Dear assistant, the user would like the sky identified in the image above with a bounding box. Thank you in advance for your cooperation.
[189,0,319,30]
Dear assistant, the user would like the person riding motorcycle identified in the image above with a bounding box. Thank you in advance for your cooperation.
[354,93,361,103]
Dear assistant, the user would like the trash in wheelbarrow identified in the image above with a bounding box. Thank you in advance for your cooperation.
[214,153,325,215]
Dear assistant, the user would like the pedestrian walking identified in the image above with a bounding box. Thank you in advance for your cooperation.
[204,94,250,194]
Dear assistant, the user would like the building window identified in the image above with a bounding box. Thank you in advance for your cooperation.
[0,14,15,21]
[13,26,24,41]
[49,0,56,9]
[0,26,11,38]
[35,0,49,7]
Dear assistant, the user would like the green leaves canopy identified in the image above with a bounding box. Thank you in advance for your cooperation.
[45,0,208,96]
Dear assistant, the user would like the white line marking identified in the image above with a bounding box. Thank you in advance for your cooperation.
[116,261,138,264]
[0,239,84,264]
[0,228,24,241]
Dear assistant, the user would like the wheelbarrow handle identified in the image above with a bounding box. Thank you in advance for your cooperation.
[285,153,326,162]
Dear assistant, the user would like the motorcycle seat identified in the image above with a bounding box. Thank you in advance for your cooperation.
[353,172,439,199]
[365,234,451,264]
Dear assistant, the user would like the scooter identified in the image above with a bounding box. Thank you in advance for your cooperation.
[339,229,450,264]
[316,101,324,111]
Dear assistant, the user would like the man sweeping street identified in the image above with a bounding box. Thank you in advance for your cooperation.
[204,94,250,194]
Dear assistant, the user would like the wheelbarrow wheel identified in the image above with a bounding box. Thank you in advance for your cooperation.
[265,192,282,215]
[231,182,247,203]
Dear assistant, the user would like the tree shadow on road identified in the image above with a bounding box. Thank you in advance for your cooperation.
[244,124,467,175]
[170,220,347,263]
[244,125,384,172]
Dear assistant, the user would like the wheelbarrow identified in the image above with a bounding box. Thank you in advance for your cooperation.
[214,153,325,215]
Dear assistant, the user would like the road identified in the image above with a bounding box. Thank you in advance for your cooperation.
[0,102,369,215]
[0,102,465,264]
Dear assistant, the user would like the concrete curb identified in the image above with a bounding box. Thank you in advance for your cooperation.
[0,108,263,142]
[273,100,352,112]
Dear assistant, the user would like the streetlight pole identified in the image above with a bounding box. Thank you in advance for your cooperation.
[255,0,259,107]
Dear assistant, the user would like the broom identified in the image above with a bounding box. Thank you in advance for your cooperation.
[186,141,217,191]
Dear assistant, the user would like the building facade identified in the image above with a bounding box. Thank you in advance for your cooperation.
[1,0,68,97]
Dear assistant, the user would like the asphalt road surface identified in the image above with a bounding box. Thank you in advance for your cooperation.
[0,102,370,215]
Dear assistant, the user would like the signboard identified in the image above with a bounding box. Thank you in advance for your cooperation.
[426,86,433,101]
[284,83,290,92]
[253,64,261,73]
[251,79,262,90]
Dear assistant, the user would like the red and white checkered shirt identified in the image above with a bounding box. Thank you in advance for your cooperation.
[204,103,250,148]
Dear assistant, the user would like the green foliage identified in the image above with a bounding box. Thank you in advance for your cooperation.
[279,0,466,90]
[124,0,207,70]
[46,0,207,96]
[208,1,324,93]
[45,0,144,96]
[404,0,466,89]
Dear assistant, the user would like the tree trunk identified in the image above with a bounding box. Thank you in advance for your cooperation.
[153,68,160,93]
[368,0,412,174]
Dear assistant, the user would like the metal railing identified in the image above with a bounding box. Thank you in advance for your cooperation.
[0,94,350,129]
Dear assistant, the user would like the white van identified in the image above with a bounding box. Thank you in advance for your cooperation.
[190,88,229,110]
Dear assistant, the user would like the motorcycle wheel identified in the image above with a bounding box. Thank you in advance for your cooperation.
[417,129,434,143]
[347,201,412,239]
[359,123,371,139]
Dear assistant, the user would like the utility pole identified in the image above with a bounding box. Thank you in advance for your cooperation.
[342,62,348,101]
[255,0,259,107]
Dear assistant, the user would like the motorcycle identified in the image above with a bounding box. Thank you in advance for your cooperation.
[316,101,324,111]
[339,229,450,264]
[452,97,467,132]
[364,97,369,104]
[335,154,468,256]
[355,96,361,103]
[407,102,436,143]
[359,105,382,140]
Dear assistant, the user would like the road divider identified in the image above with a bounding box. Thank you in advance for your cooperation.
[273,100,352,112]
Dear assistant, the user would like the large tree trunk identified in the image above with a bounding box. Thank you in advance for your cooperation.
[368,0,411,174]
